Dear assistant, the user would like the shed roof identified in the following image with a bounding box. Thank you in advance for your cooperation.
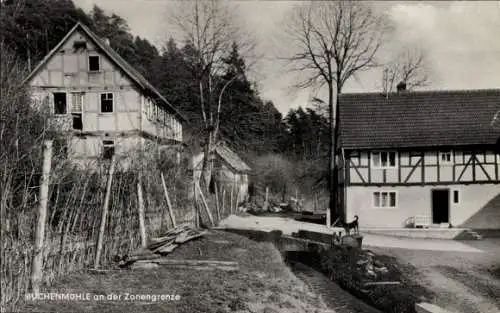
[338,89,500,150]
[192,144,251,173]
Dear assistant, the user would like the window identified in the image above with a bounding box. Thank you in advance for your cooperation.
[71,92,84,113]
[100,93,113,113]
[371,151,397,168]
[453,190,459,204]
[440,151,452,164]
[102,140,115,160]
[53,92,67,115]
[88,56,100,72]
[373,191,397,208]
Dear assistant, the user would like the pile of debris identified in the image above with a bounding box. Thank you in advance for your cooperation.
[115,224,207,268]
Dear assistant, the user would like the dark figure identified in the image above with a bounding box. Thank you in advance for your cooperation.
[341,215,359,235]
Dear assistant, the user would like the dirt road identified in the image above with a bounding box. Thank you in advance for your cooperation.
[371,239,500,313]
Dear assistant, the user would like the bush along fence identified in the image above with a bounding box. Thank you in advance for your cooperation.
[0,140,238,312]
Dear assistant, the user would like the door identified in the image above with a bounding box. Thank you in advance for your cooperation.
[432,189,449,224]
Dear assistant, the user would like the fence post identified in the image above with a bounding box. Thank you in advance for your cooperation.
[222,189,226,217]
[214,183,221,222]
[264,186,269,211]
[195,182,215,227]
[94,155,116,269]
[230,185,234,215]
[31,140,53,294]
[137,177,147,248]
[161,172,176,228]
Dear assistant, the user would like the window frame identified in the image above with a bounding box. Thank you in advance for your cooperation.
[88,55,101,72]
[439,151,453,165]
[372,190,398,209]
[53,92,67,115]
[371,151,398,169]
[100,93,114,113]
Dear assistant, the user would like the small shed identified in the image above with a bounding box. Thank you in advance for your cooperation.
[192,143,251,204]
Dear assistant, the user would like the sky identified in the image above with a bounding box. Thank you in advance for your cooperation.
[73,0,500,114]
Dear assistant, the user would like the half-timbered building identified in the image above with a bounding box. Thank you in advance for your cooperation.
[23,22,185,168]
[338,88,500,229]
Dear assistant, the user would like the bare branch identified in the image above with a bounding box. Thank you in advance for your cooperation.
[381,47,431,92]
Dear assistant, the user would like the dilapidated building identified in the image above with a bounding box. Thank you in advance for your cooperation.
[24,22,185,168]
[192,143,251,204]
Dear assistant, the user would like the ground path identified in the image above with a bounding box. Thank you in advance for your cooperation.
[219,214,500,313]
[218,215,484,252]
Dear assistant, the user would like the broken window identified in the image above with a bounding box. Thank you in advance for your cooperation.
[88,55,100,72]
[102,140,115,160]
[53,92,67,115]
[100,93,113,113]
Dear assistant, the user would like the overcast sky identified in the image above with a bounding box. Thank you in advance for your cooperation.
[73,0,500,114]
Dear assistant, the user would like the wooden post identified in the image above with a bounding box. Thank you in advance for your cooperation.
[94,155,116,269]
[326,208,331,228]
[264,186,269,211]
[193,180,199,228]
[222,189,226,216]
[31,140,52,294]
[137,178,147,248]
[230,185,234,214]
[214,183,221,221]
[195,182,215,226]
[161,172,177,228]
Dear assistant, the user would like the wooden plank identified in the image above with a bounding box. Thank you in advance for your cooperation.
[161,172,177,228]
[137,259,238,266]
[196,181,215,226]
[137,178,147,248]
[215,182,221,221]
[222,189,226,215]
[363,281,401,287]
[31,140,53,294]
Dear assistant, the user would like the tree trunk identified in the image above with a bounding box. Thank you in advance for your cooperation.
[334,86,344,222]
[328,85,336,223]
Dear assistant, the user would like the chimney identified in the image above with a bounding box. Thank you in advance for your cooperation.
[103,37,110,46]
[396,81,407,92]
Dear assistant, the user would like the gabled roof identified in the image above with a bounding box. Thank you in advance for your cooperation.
[23,22,186,122]
[215,144,251,172]
[338,89,500,150]
[192,143,251,173]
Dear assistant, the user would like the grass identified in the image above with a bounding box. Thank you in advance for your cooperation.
[437,265,500,306]
[18,230,331,313]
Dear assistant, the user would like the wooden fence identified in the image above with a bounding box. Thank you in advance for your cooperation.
[0,140,235,312]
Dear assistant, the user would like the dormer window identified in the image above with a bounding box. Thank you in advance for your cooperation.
[89,56,100,72]
[439,151,452,165]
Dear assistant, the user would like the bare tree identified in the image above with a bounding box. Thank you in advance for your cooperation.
[168,0,253,190]
[382,48,430,93]
[283,1,388,220]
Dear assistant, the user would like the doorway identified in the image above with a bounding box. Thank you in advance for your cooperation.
[432,189,450,224]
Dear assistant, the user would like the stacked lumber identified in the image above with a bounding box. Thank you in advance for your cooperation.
[115,224,207,267]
